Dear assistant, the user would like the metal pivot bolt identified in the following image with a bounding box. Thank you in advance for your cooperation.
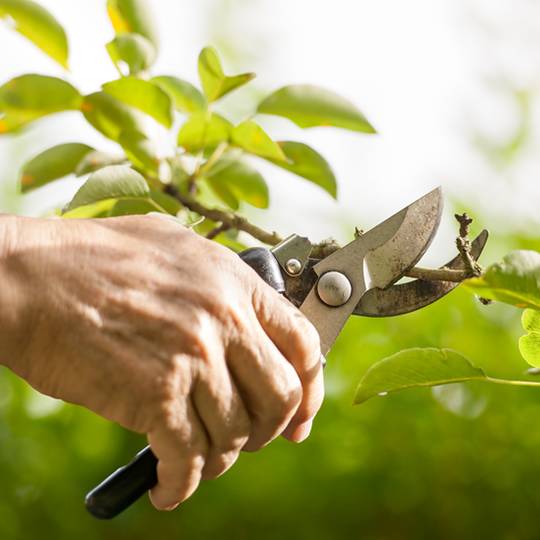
[285,258,302,275]
[317,271,352,307]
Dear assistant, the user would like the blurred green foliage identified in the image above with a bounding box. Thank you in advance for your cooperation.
[1,232,539,539]
[1,1,540,539]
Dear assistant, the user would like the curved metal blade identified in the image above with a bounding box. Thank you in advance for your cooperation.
[354,229,489,317]
[298,188,443,354]
[362,187,443,289]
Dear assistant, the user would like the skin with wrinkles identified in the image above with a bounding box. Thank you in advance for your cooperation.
[0,214,323,511]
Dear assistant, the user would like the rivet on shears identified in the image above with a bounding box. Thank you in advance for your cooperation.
[317,271,352,307]
[285,258,302,275]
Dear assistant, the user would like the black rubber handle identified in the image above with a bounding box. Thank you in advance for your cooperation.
[85,247,285,519]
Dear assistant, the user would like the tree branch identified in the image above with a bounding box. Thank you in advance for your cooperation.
[165,184,483,284]
[407,266,471,282]
[165,185,283,245]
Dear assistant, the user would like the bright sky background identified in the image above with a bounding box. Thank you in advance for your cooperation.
[0,0,538,264]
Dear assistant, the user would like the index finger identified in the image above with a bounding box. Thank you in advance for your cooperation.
[251,283,324,442]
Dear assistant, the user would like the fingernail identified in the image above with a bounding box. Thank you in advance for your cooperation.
[164,502,180,511]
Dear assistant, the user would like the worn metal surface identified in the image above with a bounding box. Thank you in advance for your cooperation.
[283,229,488,316]
[297,188,443,354]
[355,229,489,316]
[271,234,312,276]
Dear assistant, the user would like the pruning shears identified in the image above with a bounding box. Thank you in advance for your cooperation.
[85,187,489,519]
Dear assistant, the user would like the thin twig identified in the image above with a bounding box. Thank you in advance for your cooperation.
[454,213,483,277]
[407,266,471,283]
[165,185,283,245]
[206,222,231,240]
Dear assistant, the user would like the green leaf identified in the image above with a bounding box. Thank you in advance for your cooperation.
[64,165,149,212]
[109,190,181,217]
[151,76,206,113]
[81,91,147,142]
[198,46,255,102]
[0,0,69,68]
[178,112,232,152]
[0,75,81,127]
[354,348,487,405]
[102,77,173,128]
[0,111,45,134]
[75,150,126,176]
[267,141,337,198]
[106,32,156,75]
[62,199,117,219]
[231,121,286,162]
[106,0,158,49]
[465,251,540,310]
[519,309,540,367]
[118,130,160,175]
[204,158,269,209]
[20,143,94,192]
[257,84,376,133]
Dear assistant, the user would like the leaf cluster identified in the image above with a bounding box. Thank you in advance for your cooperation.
[0,0,375,238]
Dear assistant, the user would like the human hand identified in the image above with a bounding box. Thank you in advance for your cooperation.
[0,214,323,510]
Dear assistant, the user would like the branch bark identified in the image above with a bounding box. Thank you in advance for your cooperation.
[165,184,481,284]
[165,185,283,245]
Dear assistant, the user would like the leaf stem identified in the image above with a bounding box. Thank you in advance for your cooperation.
[199,142,229,177]
[485,377,540,388]
[148,198,171,215]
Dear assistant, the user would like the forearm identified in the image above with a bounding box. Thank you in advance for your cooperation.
[0,214,32,369]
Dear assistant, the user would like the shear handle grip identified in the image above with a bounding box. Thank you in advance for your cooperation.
[85,247,285,519]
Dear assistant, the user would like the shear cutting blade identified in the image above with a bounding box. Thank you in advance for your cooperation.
[298,188,443,354]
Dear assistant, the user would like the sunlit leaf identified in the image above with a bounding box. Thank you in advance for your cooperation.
[0,75,81,125]
[75,150,126,176]
[106,32,156,75]
[354,348,487,404]
[465,251,540,310]
[109,190,181,217]
[257,84,376,133]
[20,143,94,192]
[64,165,149,212]
[103,77,173,128]
[81,91,147,142]
[267,141,337,198]
[231,120,286,162]
[0,0,69,68]
[118,130,160,175]
[178,112,232,152]
[106,0,158,48]
[62,199,117,219]
[198,46,255,102]
[151,76,206,113]
[519,309,540,367]
[204,158,268,209]
[0,111,45,134]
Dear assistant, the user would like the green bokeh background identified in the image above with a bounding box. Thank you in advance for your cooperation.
[2,1,540,538]
[0,235,539,539]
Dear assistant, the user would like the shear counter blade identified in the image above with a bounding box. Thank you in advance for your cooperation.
[298,188,443,354]
[355,229,489,317]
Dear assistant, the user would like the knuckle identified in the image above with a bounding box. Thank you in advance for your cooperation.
[214,432,249,455]
[263,382,302,427]
[202,449,240,480]
[290,317,321,365]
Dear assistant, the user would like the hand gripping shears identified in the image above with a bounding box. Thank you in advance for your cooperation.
[85,187,488,519]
